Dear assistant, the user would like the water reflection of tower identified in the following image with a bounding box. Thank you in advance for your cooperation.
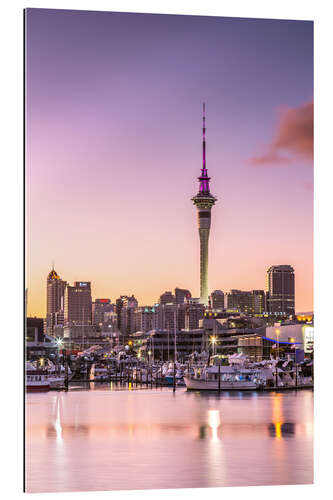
[192,103,217,306]
[269,392,295,439]
[268,422,295,438]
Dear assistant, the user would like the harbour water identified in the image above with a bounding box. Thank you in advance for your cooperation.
[25,384,313,493]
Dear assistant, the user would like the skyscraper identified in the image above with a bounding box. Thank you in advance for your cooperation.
[159,291,176,305]
[226,289,266,314]
[45,267,66,335]
[119,295,138,337]
[175,287,192,304]
[192,103,217,305]
[266,265,295,315]
[210,290,225,310]
[64,281,92,326]
[227,290,252,313]
[92,298,113,327]
[251,290,266,314]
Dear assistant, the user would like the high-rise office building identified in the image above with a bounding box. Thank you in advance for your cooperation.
[185,304,205,330]
[115,296,127,330]
[92,298,113,327]
[251,290,266,314]
[175,287,192,304]
[156,303,204,332]
[159,291,176,305]
[266,265,295,315]
[157,304,179,331]
[192,103,217,305]
[64,281,92,326]
[211,290,225,309]
[45,268,66,335]
[227,290,252,313]
[134,306,159,333]
[118,295,138,336]
[226,289,265,314]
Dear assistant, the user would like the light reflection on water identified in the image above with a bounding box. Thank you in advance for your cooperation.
[25,386,313,493]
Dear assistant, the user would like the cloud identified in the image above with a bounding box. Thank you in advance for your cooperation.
[249,100,313,166]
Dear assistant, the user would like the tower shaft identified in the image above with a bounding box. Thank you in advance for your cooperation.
[199,228,210,305]
[191,103,217,306]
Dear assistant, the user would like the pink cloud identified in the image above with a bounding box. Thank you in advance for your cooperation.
[249,100,313,166]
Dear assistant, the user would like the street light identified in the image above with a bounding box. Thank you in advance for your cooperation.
[210,335,217,356]
[55,338,63,363]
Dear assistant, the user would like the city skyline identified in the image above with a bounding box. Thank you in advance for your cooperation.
[29,262,304,316]
[26,9,313,317]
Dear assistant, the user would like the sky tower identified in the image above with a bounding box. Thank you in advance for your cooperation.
[191,103,217,306]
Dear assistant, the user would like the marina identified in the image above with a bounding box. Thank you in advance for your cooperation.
[25,347,314,393]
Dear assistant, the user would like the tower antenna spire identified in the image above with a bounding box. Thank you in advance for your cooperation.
[202,102,206,172]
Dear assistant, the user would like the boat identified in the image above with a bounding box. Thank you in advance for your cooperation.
[163,363,185,385]
[184,364,259,391]
[26,363,50,392]
[90,363,110,382]
[47,360,72,389]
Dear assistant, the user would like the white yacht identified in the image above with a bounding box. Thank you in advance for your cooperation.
[184,364,259,391]
[25,362,50,392]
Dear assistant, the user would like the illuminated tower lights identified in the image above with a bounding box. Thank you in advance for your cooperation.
[191,103,217,306]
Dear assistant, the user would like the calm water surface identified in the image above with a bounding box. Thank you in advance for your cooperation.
[25,384,313,493]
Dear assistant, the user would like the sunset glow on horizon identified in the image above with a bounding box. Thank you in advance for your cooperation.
[25,9,313,317]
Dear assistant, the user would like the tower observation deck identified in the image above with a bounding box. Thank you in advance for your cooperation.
[191,103,217,306]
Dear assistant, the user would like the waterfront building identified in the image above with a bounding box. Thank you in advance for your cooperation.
[266,265,295,315]
[203,316,272,361]
[175,287,192,304]
[144,329,206,361]
[135,314,312,362]
[138,315,265,361]
[45,267,67,335]
[210,290,225,310]
[63,324,97,341]
[26,317,58,360]
[64,281,92,326]
[26,317,44,340]
[191,103,217,305]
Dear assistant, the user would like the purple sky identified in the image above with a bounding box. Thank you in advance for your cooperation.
[25,9,313,316]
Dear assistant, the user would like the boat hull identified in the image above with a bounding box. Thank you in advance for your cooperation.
[26,384,50,392]
[184,376,257,391]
